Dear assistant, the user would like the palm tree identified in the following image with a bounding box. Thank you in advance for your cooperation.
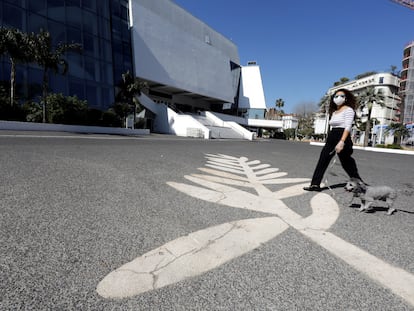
[389,65,399,76]
[115,71,148,128]
[0,27,33,106]
[333,77,350,86]
[30,29,82,122]
[357,87,385,147]
[385,122,409,145]
[275,98,284,116]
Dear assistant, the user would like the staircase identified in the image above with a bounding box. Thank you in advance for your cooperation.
[190,114,246,139]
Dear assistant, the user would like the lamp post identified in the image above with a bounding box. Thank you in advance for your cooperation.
[323,95,330,141]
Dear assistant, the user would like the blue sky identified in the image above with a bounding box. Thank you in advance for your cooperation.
[173,0,414,114]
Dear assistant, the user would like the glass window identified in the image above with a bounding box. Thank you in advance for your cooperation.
[98,17,111,40]
[113,67,124,85]
[123,51,132,69]
[65,0,80,8]
[66,7,82,28]
[111,18,122,40]
[5,0,26,8]
[100,40,112,62]
[112,41,122,54]
[3,4,24,29]
[82,0,96,12]
[101,87,114,109]
[97,0,109,19]
[66,26,82,44]
[28,67,44,99]
[84,57,100,81]
[15,65,27,98]
[121,4,128,21]
[28,12,48,33]
[121,20,130,42]
[122,41,131,57]
[86,84,98,106]
[101,63,113,84]
[113,52,124,67]
[83,10,97,35]
[48,20,66,46]
[111,1,121,18]
[120,0,128,9]
[69,78,85,99]
[67,53,84,78]
[83,34,99,57]
[47,0,65,21]
[49,74,67,94]
[0,62,5,81]
[48,0,65,8]
[29,0,47,15]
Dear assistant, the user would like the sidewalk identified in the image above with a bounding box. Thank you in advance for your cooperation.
[310,141,414,155]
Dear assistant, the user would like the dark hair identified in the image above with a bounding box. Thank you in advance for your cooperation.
[328,88,357,116]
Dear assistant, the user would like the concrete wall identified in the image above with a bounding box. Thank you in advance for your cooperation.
[238,65,267,109]
[131,0,240,103]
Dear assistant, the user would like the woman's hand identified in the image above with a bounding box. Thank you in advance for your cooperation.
[335,141,345,153]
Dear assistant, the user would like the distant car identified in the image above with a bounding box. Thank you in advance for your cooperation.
[272,132,286,140]
[405,137,414,146]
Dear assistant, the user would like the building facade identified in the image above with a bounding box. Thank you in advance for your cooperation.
[129,0,242,113]
[328,73,401,127]
[1,0,268,129]
[0,0,132,110]
[313,73,401,144]
[400,41,414,124]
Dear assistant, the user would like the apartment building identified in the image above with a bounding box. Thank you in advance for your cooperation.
[400,41,414,124]
[313,73,401,144]
[328,73,401,126]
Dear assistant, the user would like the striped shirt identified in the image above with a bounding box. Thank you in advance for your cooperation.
[329,106,355,132]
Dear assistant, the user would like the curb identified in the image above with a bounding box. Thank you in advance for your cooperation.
[309,142,414,155]
[0,120,149,136]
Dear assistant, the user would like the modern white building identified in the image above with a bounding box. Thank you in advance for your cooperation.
[129,0,279,139]
[238,62,267,119]
[313,112,328,135]
[282,115,299,130]
[314,73,401,144]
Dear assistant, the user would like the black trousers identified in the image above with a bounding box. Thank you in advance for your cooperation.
[311,128,362,186]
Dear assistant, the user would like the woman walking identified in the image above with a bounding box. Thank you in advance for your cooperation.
[304,88,362,191]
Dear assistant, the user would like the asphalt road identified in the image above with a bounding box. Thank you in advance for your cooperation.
[1,132,413,310]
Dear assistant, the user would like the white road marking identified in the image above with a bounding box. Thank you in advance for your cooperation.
[97,154,414,306]
[96,217,289,298]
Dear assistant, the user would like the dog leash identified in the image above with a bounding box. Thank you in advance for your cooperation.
[324,149,338,195]
[324,150,354,205]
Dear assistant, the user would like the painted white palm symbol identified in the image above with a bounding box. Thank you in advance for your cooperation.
[97,154,414,306]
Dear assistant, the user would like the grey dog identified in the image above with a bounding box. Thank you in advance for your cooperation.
[344,178,397,215]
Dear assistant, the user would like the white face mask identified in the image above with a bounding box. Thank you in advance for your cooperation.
[333,95,345,106]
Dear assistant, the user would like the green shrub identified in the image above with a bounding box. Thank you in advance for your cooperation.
[0,85,26,121]
[101,110,121,127]
[375,144,402,149]
[46,93,88,125]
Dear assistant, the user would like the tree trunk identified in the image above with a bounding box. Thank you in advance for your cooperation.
[363,114,371,147]
[42,69,48,123]
[10,57,15,106]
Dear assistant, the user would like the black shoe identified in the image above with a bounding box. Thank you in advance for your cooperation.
[303,185,322,192]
